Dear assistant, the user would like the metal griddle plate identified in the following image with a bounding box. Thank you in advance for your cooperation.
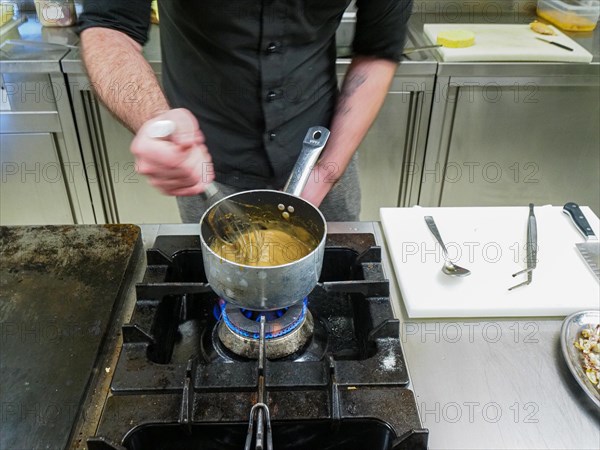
[0,225,142,450]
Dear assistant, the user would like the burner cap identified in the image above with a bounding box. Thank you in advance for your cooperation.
[216,299,313,359]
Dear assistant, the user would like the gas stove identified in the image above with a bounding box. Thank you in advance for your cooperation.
[87,229,428,450]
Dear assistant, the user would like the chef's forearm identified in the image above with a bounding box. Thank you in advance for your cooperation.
[80,27,169,133]
[303,56,396,203]
[323,56,396,179]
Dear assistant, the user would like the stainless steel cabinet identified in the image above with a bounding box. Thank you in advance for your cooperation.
[0,133,74,224]
[356,83,431,220]
[420,74,600,214]
[0,70,95,225]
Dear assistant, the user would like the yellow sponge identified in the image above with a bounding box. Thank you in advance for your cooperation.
[437,30,476,48]
[0,3,15,27]
[151,0,159,24]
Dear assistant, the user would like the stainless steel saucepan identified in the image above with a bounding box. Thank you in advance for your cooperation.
[200,127,329,311]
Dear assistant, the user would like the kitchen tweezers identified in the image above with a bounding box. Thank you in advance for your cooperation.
[509,203,537,290]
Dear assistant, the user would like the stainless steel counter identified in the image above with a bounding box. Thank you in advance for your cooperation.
[53,11,600,77]
[138,222,600,449]
[0,13,79,73]
[2,9,598,78]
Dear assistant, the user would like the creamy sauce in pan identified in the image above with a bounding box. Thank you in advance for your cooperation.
[210,223,318,266]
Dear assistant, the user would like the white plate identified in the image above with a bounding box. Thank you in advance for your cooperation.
[560,310,600,409]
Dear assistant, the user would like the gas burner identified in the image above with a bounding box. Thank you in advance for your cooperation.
[85,234,428,450]
[216,298,314,359]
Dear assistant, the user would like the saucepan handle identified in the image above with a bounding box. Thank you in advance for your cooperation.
[283,126,330,197]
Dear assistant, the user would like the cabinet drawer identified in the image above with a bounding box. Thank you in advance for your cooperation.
[1,73,58,113]
[0,133,75,225]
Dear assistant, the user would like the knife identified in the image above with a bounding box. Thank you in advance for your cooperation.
[535,37,574,52]
[563,202,600,281]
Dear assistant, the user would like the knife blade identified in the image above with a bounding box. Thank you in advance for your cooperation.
[563,202,600,281]
[535,37,574,52]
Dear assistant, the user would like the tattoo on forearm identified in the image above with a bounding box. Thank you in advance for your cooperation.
[336,71,367,115]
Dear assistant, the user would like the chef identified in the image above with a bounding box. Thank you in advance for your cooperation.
[78,0,412,222]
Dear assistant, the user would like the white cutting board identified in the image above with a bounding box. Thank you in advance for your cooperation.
[423,23,593,63]
[381,206,600,318]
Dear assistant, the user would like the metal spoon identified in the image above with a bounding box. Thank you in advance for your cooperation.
[424,216,471,277]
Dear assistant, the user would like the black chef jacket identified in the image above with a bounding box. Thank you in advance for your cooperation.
[79,0,412,189]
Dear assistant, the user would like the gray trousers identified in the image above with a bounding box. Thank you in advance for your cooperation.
[177,154,361,223]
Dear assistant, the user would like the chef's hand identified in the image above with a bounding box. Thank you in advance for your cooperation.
[131,108,214,196]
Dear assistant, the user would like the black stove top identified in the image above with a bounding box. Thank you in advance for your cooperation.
[88,233,428,450]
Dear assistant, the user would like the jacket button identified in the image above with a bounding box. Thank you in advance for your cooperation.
[266,42,280,53]
[267,91,278,102]
[269,131,277,140]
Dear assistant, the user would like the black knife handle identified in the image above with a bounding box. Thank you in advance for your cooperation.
[563,202,596,239]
